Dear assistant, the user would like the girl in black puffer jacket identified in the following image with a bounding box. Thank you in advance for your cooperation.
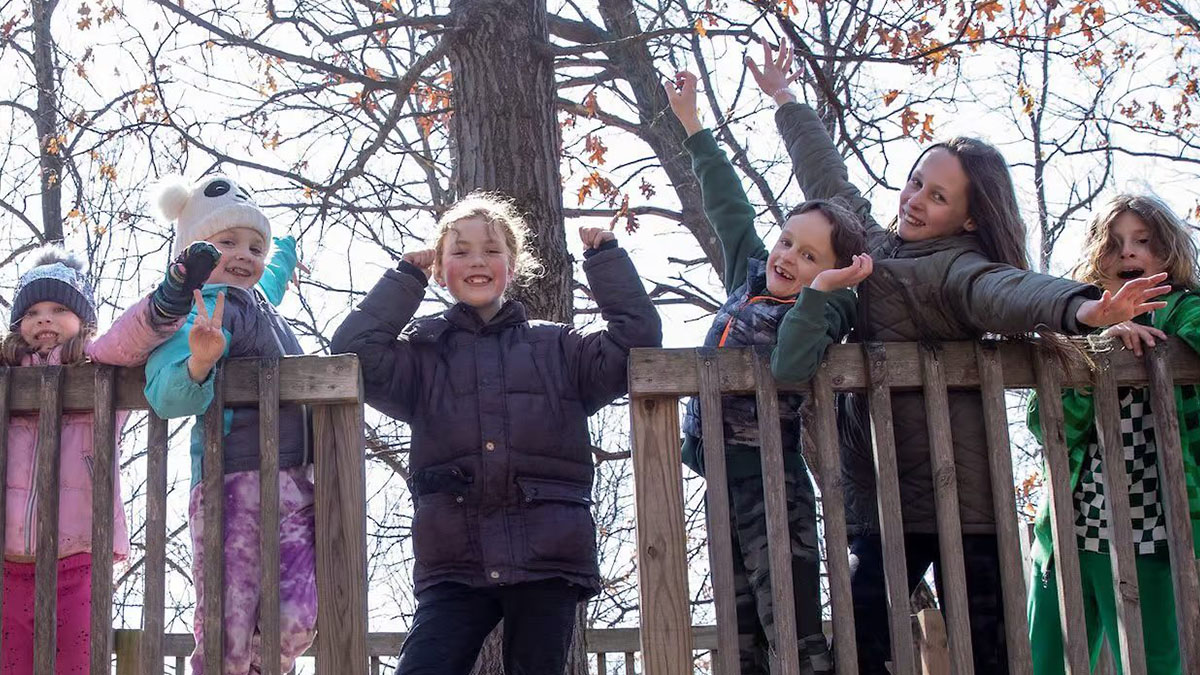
[330,192,661,675]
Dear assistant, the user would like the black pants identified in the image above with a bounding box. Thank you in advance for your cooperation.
[395,579,580,675]
[848,533,1007,674]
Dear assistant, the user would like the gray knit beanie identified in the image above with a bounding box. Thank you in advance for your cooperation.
[10,247,97,329]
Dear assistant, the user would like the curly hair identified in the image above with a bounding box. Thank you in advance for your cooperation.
[432,191,543,288]
[1072,194,1199,290]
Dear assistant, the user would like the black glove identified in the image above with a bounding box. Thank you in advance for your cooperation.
[149,242,221,326]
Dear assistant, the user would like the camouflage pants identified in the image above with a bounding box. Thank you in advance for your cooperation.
[709,466,833,675]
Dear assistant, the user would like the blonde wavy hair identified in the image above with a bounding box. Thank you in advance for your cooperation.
[1072,194,1199,290]
[0,324,96,366]
[431,191,543,288]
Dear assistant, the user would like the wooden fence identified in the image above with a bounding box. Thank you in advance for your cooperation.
[0,355,366,675]
[629,341,1200,675]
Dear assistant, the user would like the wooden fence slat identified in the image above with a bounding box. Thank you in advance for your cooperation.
[974,342,1033,674]
[624,651,635,675]
[1091,358,1147,675]
[918,345,975,674]
[0,368,10,662]
[90,366,117,675]
[693,351,740,675]
[627,341,1200,396]
[202,371,225,675]
[1032,349,1091,675]
[751,351,801,675]
[1146,347,1200,674]
[630,395,692,675]
[34,366,64,675]
[598,652,607,673]
[114,629,142,675]
[259,359,282,675]
[313,400,369,675]
[914,608,951,675]
[863,343,917,675]
[810,363,858,675]
[140,410,169,675]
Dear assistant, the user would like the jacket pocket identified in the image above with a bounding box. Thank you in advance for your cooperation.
[410,492,474,569]
[516,477,596,568]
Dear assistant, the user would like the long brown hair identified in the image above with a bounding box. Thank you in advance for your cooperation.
[903,137,1030,270]
[1072,194,1199,290]
[0,324,96,366]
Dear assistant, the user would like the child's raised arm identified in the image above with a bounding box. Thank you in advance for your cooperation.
[328,252,430,422]
[565,228,662,413]
[666,70,768,292]
[256,235,301,306]
[754,39,889,253]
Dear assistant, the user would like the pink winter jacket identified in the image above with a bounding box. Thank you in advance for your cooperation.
[4,296,182,562]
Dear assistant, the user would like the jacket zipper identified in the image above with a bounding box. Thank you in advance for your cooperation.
[717,295,796,347]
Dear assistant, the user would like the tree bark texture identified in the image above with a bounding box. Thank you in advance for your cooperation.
[32,0,63,243]
[449,0,571,324]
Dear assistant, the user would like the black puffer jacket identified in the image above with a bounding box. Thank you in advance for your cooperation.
[330,244,661,595]
[777,102,1100,534]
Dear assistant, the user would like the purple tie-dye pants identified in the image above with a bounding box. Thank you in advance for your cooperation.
[187,466,317,675]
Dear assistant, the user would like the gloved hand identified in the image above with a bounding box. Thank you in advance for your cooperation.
[150,242,221,326]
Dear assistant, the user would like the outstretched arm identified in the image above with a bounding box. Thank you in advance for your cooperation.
[257,236,300,306]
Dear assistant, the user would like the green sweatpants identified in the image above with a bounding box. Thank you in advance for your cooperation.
[1028,550,1180,675]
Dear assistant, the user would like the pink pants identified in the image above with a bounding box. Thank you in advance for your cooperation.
[1,553,92,675]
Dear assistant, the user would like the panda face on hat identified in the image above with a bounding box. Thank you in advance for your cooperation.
[158,174,272,256]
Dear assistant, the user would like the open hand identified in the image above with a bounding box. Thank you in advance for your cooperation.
[402,249,437,280]
[579,226,616,250]
[291,260,311,290]
[1076,272,1171,328]
[811,254,873,292]
[746,37,802,104]
[1100,321,1168,357]
[187,289,225,382]
[663,71,703,136]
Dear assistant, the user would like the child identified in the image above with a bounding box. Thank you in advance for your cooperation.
[754,39,1173,673]
[664,70,870,675]
[329,193,662,674]
[143,175,315,675]
[2,243,216,674]
[1026,194,1200,675]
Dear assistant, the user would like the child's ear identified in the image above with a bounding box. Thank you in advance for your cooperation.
[963,218,977,232]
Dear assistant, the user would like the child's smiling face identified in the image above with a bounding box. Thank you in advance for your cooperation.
[437,217,515,320]
[1100,211,1169,293]
[204,227,267,289]
[897,148,974,242]
[19,301,82,355]
[765,210,837,297]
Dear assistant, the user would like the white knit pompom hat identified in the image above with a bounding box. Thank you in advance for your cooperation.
[157,174,271,255]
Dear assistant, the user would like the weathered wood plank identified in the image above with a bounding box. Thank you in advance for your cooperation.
[810,363,858,675]
[202,372,225,675]
[313,400,369,675]
[5,355,361,413]
[0,368,10,662]
[863,344,917,675]
[597,652,606,673]
[751,352,800,675]
[33,366,64,675]
[624,652,635,675]
[90,366,117,675]
[1145,347,1200,674]
[918,345,974,675]
[914,609,950,675]
[628,340,1200,396]
[974,342,1033,675]
[139,411,169,675]
[1091,358,1147,675]
[630,395,692,675]
[1032,349,1091,675]
[693,351,739,675]
[259,360,282,675]
[114,629,143,675]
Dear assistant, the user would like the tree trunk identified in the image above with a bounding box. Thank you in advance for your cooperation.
[449,0,571,324]
[32,0,63,243]
[448,2,586,673]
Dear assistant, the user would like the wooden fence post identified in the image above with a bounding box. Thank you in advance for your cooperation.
[34,366,64,675]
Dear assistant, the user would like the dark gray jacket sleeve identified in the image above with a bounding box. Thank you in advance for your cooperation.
[565,245,663,414]
[329,266,427,421]
[944,252,1101,335]
[774,102,891,254]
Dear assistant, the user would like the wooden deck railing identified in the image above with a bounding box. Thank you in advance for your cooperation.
[629,341,1200,675]
[0,355,366,675]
